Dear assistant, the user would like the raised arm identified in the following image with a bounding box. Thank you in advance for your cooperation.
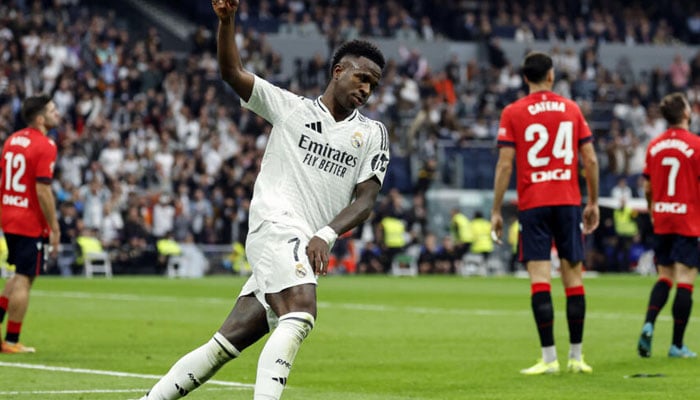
[213,0,255,102]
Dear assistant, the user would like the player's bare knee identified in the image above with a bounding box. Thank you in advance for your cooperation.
[218,315,270,352]
[266,285,317,318]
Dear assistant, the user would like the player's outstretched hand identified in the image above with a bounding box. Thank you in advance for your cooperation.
[582,203,599,234]
[212,0,238,20]
[306,237,330,276]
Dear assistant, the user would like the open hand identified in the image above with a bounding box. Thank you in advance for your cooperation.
[212,0,239,20]
[582,203,599,234]
[49,230,60,258]
[490,212,503,245]
[306,237,330,276]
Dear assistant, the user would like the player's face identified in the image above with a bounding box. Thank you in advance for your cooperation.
[41,101,61,129]
[335,57,382,110]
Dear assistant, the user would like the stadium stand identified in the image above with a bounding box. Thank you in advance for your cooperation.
[1,0,700,274]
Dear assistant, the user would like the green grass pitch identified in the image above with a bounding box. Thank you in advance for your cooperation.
[1,274,699,399]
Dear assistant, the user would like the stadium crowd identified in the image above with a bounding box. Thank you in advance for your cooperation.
[1,0,700,274]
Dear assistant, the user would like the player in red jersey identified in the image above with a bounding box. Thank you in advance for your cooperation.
[491,52,599,374]
[0,94,60,354]
[637,92,700,359]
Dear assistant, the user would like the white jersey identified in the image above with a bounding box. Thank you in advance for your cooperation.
[241,75,390,237]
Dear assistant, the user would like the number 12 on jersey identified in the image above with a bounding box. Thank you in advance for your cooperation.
[3,152,27,193]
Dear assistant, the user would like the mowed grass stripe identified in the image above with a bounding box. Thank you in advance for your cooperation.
[31,289,668,321]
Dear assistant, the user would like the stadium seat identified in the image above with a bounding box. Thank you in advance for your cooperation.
[458,253,505,276]
[634,250,656,276]
[166,255,185,278]
[390,245,420,276]
[458,253,485,276]
[84,252,113,278]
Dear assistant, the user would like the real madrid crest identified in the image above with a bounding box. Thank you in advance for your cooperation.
[351,132,364,148]
[295,263,307,278]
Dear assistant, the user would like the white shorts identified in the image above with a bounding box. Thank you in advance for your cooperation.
[239,221,317,311]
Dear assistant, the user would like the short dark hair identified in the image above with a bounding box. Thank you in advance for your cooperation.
[522,52,553,84]
[660,92,689,125]
[330,39,386,74]
[21,94,52,124]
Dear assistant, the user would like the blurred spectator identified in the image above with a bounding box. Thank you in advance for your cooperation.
[449,208,473,260]
[377,212,407,273]
[152,193,176,239]
[101,201,124,249]
[81,178,110,230]
[189,188,213,243]
[469,211,494,261]
[178,233,210,277]
[611,177,633,204]
[414,158,437,195]
[418,232,440,274]
[357,241,383,274]
[612,198,639,272]
[434,235,459,274]
[669,53,691,91]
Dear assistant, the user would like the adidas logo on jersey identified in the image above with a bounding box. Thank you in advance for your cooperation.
[305,121,323,134]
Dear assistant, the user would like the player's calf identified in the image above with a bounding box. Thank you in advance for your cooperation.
[143,332,240,399]
[254,312,315,400]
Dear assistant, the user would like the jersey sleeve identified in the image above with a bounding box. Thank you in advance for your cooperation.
[240,75,301,124]
[642,145,651,179]
[358,121,390,187]
[497,105,515,147]
[35,138,57,181]
[576,103,593,145]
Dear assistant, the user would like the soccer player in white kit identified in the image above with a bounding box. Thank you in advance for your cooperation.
[140,1,388,399]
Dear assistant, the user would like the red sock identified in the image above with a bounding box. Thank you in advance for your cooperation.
[565,286,585,296]
[565,286,586,344]
[6,320,21,343]
[0,296,7,323]
[531,282,551,295]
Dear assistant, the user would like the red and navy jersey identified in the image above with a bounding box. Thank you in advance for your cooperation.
[497,91,592,211]
[0,128,57,237]
[643,128,700,236]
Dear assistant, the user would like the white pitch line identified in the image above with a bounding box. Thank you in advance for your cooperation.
[0,361,254,388]
[0,387,234,396]
[0,389,147,395]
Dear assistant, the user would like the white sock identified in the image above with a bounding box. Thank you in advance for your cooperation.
[145,332,240,400]
[254,312,314,400]
[569,343,582,361]
[541,345,557,363]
